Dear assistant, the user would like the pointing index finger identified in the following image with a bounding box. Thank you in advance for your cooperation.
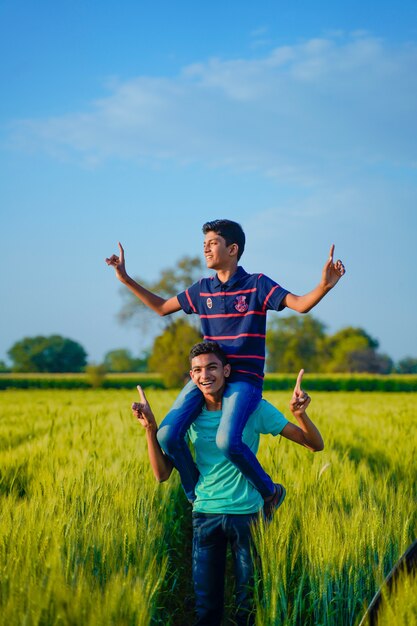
[328,243,335,262]
[295,369,304,392]
[118,242,125,262]
[137,385,147,404]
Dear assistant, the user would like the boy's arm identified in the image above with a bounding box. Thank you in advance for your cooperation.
[132,385,174,482]
[283,244,345,313]
[280,370,324,452]
[106,243,182,316]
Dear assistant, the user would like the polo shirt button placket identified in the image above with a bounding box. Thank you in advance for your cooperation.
[221,285,226,314]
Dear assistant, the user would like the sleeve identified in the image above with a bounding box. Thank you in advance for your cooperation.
[255,399,288,436]
[256,274,289,312]
[177,280,201,315]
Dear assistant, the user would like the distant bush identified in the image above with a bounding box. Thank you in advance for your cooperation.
[1,373,417,392]
[263,374,417,392]
[396,357,417,374]
[0,373,164,390]
[7,335,87,373]
[85,364,107,388]
[149,319,202,387]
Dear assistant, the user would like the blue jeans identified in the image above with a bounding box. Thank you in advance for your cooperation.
[192,512,258,626]
[157,380,275,501]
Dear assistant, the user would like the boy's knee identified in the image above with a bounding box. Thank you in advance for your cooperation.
[157,425,178,455]
[215,431,241,461]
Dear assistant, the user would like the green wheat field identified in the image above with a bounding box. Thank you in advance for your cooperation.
[1,388,416,625]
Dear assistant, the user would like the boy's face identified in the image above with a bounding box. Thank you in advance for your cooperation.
[190,352,231,399]
[203,230,237,269]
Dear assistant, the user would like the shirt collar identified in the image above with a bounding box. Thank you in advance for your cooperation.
[212,266,248,290]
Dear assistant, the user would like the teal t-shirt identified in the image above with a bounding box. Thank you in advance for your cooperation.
[187,399,288,514]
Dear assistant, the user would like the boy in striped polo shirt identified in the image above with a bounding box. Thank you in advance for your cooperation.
[106,219,344,513]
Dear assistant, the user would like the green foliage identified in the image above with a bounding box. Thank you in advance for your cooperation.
[103,348,149,372]
[263,374,417,392]
[267,317,395,374]
[85,363,106,388]
[7,335,87,373]
[374,570,417,626]
[0,373,164,390]
[267,315,327,372]
[323,327,392,373]
[396,356,417,374]
[0,389,183,626]
[252,389,416,626]
[0,389,415,625]
[2,373,417,391]
[148,319,202,387]
[0,360,9,373]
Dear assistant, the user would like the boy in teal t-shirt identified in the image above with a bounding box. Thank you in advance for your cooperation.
[132,341,324,626]
[189,399,288,515]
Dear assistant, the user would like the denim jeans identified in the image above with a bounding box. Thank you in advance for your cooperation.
[192,512,258,626]
[157,380,276,501]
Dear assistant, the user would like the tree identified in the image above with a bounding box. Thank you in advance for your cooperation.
[324,327,393,373]
[148,319,202,387]
[103,348,149,372]
[266,314,327,373]
[396,357,417,374]
[85,363,106,388]
[7,335,87,373]
[344,349,393,374]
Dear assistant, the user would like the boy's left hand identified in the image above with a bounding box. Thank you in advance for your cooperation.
[290,369,311,415]
[321,244,345,290]
[132,386,158,432]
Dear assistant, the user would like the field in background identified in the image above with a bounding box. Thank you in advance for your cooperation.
[1,373,417,391]
[0,389,416,625]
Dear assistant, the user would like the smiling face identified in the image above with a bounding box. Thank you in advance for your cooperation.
[190,352,231,408]
[203,230,238,270]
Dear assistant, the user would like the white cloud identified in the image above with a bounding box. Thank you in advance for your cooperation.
[8,33,417,184]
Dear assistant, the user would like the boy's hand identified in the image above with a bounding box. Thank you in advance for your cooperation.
[321,244,345,291]
[290,369,311,416]
[105,242,128,281]
[132,386,158,433]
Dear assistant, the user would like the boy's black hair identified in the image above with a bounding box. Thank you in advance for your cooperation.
[202,219,246,261]
[189,341,229,367]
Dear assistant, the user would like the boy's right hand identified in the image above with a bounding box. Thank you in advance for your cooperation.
[132,385,158,433]
[321,244,345,291]
[105,242,127,281]
[290,369,311,416]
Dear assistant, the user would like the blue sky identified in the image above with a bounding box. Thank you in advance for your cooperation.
[1,0,417,366]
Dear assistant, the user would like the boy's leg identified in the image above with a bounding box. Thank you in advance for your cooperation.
[157,380,204,501]
[227,513,258,626]
[192,513,227,626]
[215,381,276,499]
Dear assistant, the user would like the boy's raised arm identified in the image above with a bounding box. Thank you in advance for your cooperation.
[283,244,345,313]
[106,242,182,316]
[132,385,174,482]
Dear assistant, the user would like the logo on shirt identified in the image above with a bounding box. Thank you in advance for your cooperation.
[234,295,248,313]
[206,297,213,309]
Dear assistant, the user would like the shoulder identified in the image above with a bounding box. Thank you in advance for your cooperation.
[253,399,288,435]
[255,273,276,284]
[185,276,212,292]
[237,267,271,285]
[240,271,276,286]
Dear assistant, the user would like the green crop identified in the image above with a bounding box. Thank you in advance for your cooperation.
[0,389,416,625]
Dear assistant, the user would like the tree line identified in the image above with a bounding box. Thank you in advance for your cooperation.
[3,256,416,384]
[2,316,417,387]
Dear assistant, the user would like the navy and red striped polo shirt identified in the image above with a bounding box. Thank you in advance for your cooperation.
[177,266,289,388]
